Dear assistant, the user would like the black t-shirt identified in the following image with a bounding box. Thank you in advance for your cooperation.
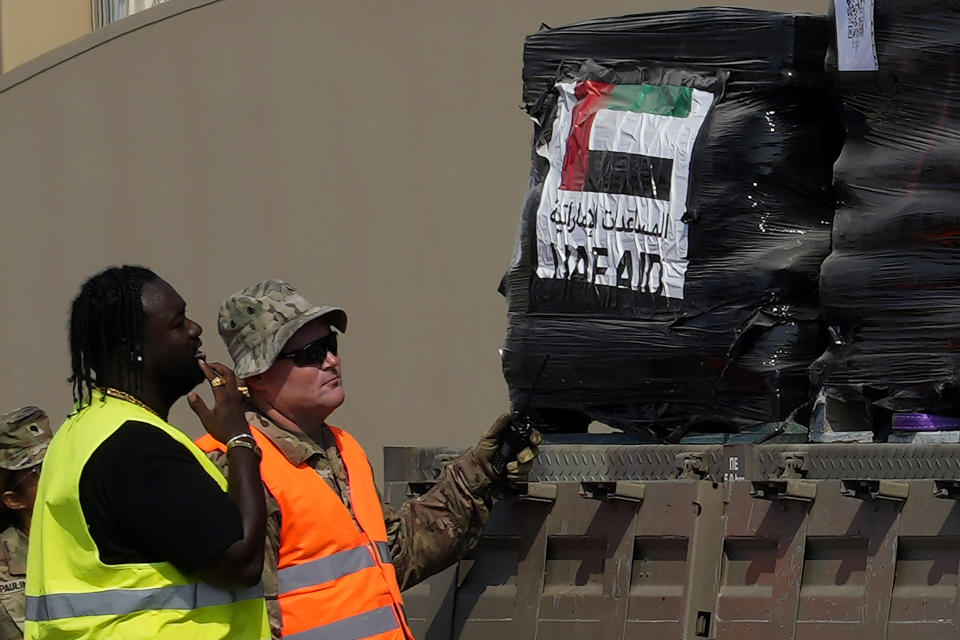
[78,420,243,573]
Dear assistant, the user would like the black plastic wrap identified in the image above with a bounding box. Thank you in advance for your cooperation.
[501,8,840,437]
[817,1,960,413]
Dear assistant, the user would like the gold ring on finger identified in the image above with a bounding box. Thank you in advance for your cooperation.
[211,376,227,388]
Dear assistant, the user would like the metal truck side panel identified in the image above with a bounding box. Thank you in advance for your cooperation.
[385,444,960,640]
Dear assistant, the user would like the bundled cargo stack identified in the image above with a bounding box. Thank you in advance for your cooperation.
[817,0,960,430]
[500,8,841,438]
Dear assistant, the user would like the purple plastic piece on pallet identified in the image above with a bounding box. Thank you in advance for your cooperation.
[892,413,960,431]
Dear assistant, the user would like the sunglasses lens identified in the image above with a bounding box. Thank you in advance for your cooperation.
[291,334,338,366]
[326,333,338,357]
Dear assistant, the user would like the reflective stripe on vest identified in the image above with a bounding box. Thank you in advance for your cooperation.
[375,542,392,564]
[27,582,264,621]
[277,542,393,595]
[285,606,399,640]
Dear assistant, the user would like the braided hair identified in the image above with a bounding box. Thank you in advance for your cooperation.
[69,266,159,406]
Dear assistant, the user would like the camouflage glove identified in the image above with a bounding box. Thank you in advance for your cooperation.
[466,414,542,485]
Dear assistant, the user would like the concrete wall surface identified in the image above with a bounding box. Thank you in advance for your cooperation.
[0,0,91,72]
[0,0,825,480]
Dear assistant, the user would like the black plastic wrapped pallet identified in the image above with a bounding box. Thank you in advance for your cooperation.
[817,1,960,415]
[501,8,840,438]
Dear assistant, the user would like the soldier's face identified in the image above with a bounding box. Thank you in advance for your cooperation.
[252,319,345,424]
[2,465,40,517]
[17,467,39,511]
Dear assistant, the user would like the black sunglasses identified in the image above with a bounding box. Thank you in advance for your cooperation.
[277,332,339,367]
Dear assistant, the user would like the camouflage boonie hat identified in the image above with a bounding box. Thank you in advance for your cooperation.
[0,406,51,471]
[219,279,347,378]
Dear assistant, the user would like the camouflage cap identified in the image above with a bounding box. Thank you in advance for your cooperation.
[0,406,51,471]
[218,279,347,378]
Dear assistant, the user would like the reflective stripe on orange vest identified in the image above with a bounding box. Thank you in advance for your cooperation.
[197,426,413,640]
[277,543,393,596]
[285,605,399,640]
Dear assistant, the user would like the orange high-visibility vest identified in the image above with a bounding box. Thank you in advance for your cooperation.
[197,426,414,640]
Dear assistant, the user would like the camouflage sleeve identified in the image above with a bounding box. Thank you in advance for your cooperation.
[0,531,26,639]
[385,449,494,591]
[204,449,284,640]
[0,610,22,640]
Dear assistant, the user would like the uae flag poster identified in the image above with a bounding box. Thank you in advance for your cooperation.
[535,79,716,300]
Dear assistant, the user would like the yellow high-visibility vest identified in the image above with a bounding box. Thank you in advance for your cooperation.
[25,391,269,640]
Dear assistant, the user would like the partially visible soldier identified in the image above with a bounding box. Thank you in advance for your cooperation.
[0,407,51,640]
[198,279,540,640]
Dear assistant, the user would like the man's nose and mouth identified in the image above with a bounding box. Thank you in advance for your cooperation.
[321,368,341,388]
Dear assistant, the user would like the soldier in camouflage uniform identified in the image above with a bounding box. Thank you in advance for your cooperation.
[0,407,51,640]
[202,279,540,639]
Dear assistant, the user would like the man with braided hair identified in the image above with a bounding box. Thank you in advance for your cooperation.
[26,266,270,640]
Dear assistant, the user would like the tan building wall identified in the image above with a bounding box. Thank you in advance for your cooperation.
[0,0,826,479]
[0,0,91,72]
